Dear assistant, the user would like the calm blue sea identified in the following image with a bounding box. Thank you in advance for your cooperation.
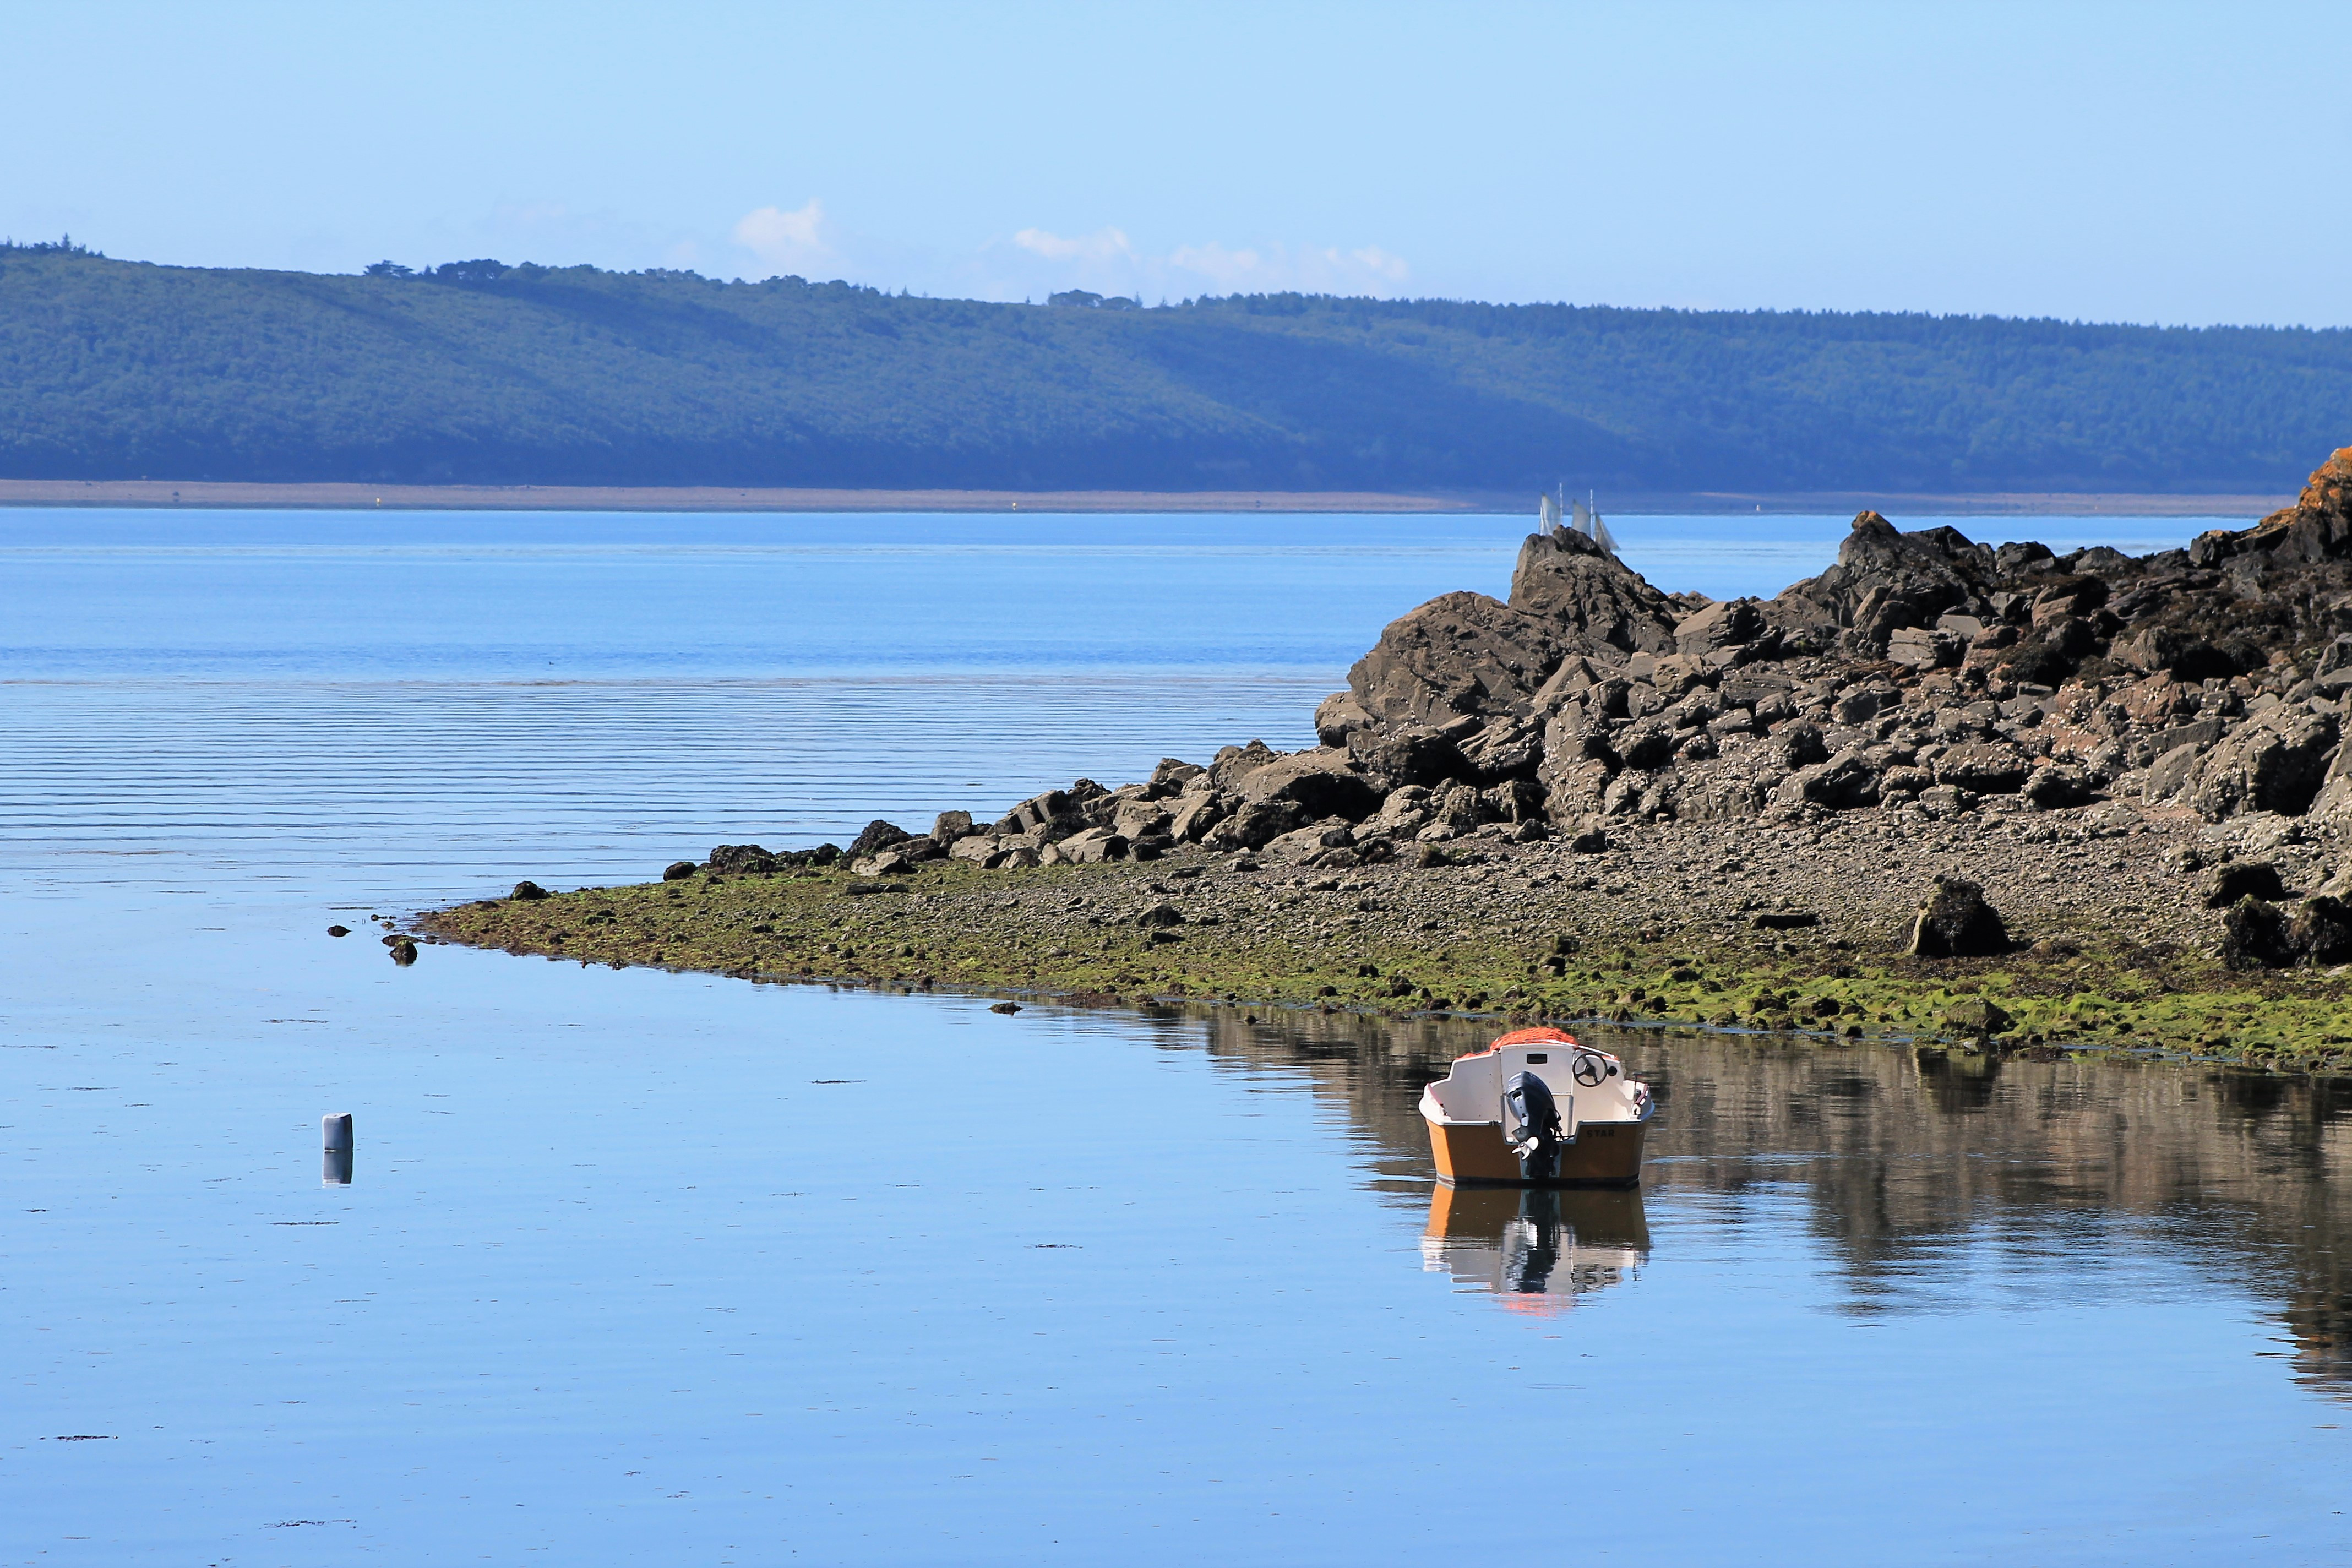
[4,507,2346,1566]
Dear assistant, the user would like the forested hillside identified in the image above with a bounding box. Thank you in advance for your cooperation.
[2,244,2345,493]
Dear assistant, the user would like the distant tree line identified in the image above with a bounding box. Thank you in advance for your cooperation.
[0,247,2343,493]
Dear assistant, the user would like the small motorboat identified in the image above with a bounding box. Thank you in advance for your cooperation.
[1419,1026,1654,1186]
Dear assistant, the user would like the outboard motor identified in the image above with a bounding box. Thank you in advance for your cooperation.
[1503,1070,1566,1182]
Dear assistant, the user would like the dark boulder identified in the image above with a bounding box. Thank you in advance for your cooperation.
[2222,894,2352,968]
[2185,707,2339,819]
[2290,896,2352,965]
[2221,896,2297,969]
[1776,721,1828,769]
[511,880,549,900]
[705,844,777,875]
[1457,715,1543,782]
[2113,624,2236,681]
[1052,828,1127,864]
[1615,722,1676,772]
[1000,790,1085,836]
[1168,791,1229,842]
[2312,636,2352,695]
[1204,797,1309,851]
[846,820,913,860]
[2021,764,2095,809]
[1313,692,1376,747]
[1935,742,2033,795]
[1905,876,2010,957]
[1671,597,1767,658]
[1149,758,1205,791]
[663,860,698,881]
[1776,749,1881,810]
[1943,996,2014,1037]
[1235,748,1385,820]
[1346,718,1472,788]
[1886,627,1964,669]
[2200,861,2286,908]
[1209,739,1287,791]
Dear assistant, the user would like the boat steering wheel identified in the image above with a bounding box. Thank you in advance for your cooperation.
[1571,1052,1608,1087]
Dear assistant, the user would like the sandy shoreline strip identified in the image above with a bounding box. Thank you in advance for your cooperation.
[0,477,2289,518]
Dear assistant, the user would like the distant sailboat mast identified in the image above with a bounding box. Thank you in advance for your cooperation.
[1537,484,1617,557]
[1587,490,1619,554]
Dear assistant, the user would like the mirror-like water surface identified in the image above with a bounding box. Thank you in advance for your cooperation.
[5,508,2346,1565]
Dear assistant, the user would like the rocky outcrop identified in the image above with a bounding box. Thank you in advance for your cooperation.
[707,444,2352,977]
[1506,528,1679,654]
[2193,447,2352,567]
[1770,512,1997,656]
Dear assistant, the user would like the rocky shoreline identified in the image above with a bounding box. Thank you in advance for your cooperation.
[422,448,2352,1072]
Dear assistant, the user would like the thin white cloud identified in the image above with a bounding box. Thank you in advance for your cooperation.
[1167,241,1409,292]
[1012,225,1135,264]
[981,226,1412,301]
[733,200,834,271]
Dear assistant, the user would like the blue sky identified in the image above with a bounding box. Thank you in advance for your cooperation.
[7,0,2344,324]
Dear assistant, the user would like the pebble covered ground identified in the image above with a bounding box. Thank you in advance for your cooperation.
[421,791,2352,1073]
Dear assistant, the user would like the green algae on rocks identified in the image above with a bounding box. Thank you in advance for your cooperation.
[417,841,2352,1073]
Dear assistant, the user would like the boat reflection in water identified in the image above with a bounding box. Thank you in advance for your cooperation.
[1191,1008,2352,1399]
[1420,1183,1650,1315]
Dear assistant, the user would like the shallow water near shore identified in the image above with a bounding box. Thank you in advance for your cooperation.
[6,507,2350,1564]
